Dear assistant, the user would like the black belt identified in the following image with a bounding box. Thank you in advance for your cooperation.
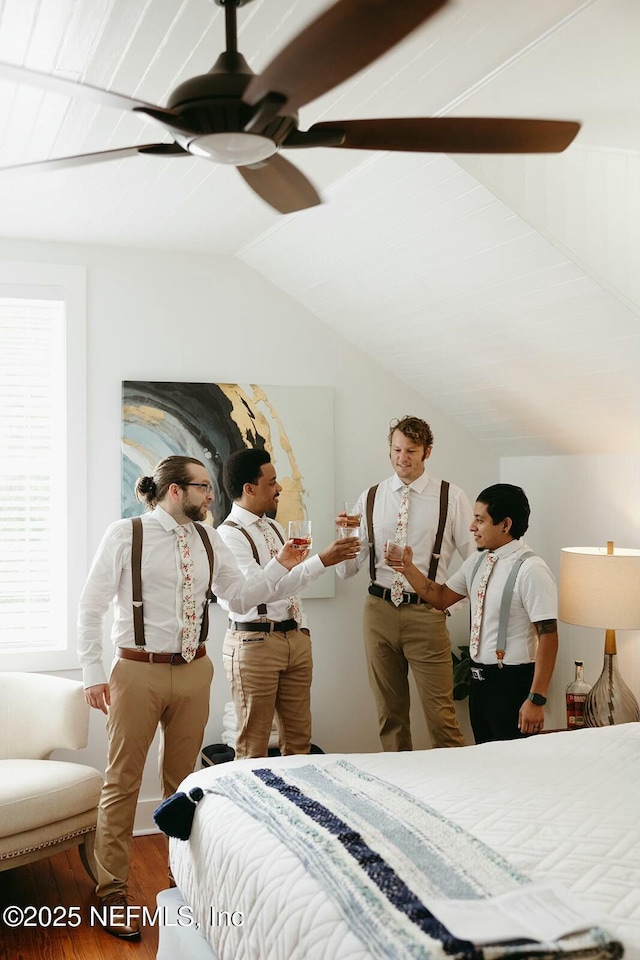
[470,661,533,680]
[229,619,298,633]
[368,583,425,605]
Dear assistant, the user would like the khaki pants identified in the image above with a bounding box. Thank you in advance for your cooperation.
[363,594,464,751]
[94,654,213,898]
[223,627,312,760]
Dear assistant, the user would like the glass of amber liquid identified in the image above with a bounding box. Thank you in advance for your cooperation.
[288,520,312,551]
[385,540,404,563]
[343,502,362,529]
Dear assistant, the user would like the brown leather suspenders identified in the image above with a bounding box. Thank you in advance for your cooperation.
[428,480,450,582]
[130,517,215,647]
[131,517,145,646]
[192,523,215,643]
[366,484,379,582]
[222,519,284,616]
[366,480,450,585]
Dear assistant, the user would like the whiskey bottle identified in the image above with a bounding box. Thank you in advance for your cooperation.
[566,660,591,730]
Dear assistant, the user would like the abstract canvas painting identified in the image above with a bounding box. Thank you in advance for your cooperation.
[121,381,335,597]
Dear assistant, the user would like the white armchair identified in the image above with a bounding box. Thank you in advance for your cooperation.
[0,672,103,880]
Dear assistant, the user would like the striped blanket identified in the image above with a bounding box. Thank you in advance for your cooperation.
[205,760,620,960]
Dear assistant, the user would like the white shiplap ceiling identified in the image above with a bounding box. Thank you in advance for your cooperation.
[0,0,638,456]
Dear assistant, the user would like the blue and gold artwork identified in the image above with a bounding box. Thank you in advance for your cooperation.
[121,381,335,598]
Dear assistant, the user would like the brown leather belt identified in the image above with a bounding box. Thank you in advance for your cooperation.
[117,645,207,665]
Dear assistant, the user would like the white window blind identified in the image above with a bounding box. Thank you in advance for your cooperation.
[0,297,67,653]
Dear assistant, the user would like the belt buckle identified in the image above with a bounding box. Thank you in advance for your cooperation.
[401,592,411,604]
[470,665,485,682]
[169,652,184,665]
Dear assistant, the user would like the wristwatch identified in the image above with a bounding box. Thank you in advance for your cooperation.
[527,692,547,706]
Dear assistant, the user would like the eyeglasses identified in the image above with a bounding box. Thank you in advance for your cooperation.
[183,482,213,494]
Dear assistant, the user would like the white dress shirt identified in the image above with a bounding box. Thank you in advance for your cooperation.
[447,539,558,665]
[336,470,475,589]
[216,504,327,629]
[77,505,294,688]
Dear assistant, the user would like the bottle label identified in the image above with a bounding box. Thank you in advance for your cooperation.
[566,693,588,728]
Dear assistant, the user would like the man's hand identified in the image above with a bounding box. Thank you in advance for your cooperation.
[518,698,545,735]
[85,683,110,715]
[385,544,414,570]
[384,545,462,611]
[319,535,361,567]
[277,540,310,569]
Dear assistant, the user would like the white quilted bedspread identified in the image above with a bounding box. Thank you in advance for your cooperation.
[172,724,640,960]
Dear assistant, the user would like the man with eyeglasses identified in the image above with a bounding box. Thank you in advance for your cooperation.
[77,454,316,941]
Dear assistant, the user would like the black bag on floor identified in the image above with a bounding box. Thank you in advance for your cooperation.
[201,743,235,766]
[201,742,325,767]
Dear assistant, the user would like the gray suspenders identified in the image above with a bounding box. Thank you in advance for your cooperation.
[365,480,450,584]
[221,519,284,616]
[130,517,215,647]
[469,549,535,663]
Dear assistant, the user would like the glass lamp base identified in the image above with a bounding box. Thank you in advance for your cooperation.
[584,652,640,726]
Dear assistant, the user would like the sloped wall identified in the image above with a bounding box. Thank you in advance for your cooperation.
[459,146,640,313]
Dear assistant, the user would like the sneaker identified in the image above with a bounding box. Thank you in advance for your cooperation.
[97,892,141,939]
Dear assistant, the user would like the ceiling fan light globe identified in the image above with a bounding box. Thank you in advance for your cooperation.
[188,132,277,165]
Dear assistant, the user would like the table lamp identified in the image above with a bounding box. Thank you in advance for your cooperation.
[558,542,640,726]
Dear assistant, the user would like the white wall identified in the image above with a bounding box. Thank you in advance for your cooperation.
[501,454,640,732]
[0,237,498,829]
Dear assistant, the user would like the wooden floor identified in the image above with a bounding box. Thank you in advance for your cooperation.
[0,834,169,960]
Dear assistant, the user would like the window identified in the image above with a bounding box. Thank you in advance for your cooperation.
[0,263,86,671]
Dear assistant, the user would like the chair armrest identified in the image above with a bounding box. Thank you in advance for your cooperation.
[0,672,90,760]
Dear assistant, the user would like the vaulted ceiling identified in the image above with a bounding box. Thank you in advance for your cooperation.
[1,0,638,456]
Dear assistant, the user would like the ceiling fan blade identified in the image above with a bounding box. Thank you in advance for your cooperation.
[243,0,446,115]
[0,60,190,129]
[238,154,321,214]
[0,143,187,176]
[307,117,581,153]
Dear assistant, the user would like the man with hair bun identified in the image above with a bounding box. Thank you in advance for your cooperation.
[388,483,558,744]
[336,416,475,752]
[77,454,313,940]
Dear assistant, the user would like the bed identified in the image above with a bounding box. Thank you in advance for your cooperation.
[157,723,640,960]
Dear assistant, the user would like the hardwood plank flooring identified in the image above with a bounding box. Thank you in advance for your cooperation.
[0,834,170,960]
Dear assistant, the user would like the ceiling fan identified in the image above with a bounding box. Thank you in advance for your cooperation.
[0,0,580,214]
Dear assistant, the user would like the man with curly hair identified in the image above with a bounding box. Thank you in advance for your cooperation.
[336,416,475,751]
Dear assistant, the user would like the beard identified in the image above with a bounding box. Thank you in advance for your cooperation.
[183,501,207,523]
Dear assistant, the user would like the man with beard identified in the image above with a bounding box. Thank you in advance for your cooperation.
[78,455,310,940]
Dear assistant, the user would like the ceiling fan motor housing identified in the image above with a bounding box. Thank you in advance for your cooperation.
[166,54,296,156]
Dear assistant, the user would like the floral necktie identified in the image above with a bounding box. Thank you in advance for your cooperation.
[390,484,411,606]
[175,525,198,662]
[257,517,302,625]
[469,552,498,659]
